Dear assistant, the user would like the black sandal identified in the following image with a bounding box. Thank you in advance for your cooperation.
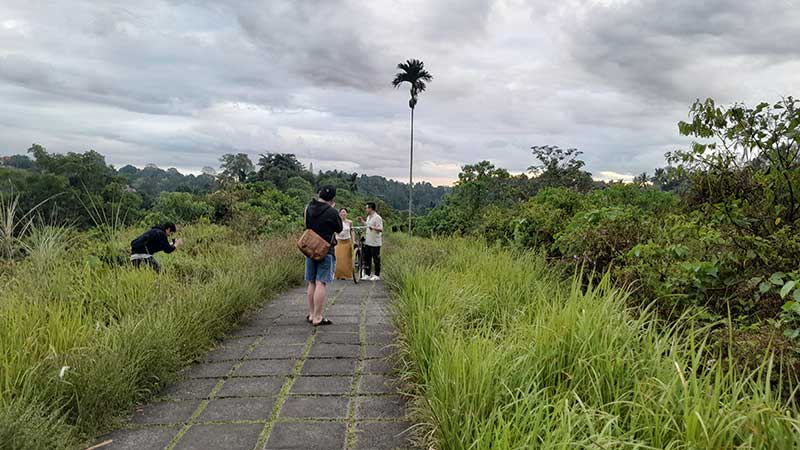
[306,315,313,323]
[313,318,333,327]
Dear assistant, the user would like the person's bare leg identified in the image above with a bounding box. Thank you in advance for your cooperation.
[312,281,327,324]
[307,281,316,321]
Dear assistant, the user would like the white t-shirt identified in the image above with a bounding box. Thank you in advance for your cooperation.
[337,221,352,241]
[365,213,384,247]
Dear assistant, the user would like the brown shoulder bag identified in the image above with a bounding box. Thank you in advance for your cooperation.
[297,206,332,261]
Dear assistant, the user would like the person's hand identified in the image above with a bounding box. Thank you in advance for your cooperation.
[174,238,184,248]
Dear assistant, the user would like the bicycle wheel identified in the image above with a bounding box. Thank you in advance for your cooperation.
[352,248,361,284]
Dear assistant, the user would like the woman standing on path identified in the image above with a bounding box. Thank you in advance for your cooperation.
[334,208,354,280]
[304,186,343,326]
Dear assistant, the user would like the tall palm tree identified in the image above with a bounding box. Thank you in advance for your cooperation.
[392,59,432,235]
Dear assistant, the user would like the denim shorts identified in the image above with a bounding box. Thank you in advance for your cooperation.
[305,254,335,284]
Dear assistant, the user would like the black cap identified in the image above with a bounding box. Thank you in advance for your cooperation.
[319,185,337,201]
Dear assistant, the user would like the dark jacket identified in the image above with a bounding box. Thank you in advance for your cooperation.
[305,200,343,252]
[131,226,176,255]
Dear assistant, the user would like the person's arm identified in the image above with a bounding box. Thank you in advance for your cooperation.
[161,232,178,254]
[334,214,343,234]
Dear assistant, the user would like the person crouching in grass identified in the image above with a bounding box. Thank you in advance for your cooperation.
[304,186,343,326]
[130,222,183,273]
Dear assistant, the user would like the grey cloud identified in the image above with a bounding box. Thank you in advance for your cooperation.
[1,0,798,184]
[566,0,800,102]
[420,0,493,41]
[232,1,384,90]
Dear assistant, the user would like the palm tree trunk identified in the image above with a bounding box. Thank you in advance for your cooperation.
[408,106,414,235]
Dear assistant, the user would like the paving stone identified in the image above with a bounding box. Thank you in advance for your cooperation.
[161,378,219,400]
[234,359,297,377]
[313,323,360,333]
[363,358,396,375]
[249,311,281,321]
[315,332,360,345]
[356,395,408,419]
[174,423,263,450]
[290,376,353,395]
[273,316,314,326]
[94,426,178,450]
[359,375,399,394]
[269,324,312,335]
[180,361,235,379]
[279,395,350,419]
[301,358,357,376]
[131,400,200,425]
[321,315,360,324]
[216,376,286,398]
[261,334,309,345]
[365,345,392,359]
[227,325,265,338]
[326,305,362,315]
[332,298,361,305]
[354,421,414,450]
[198,396,277,422]
[248,344,305,359]
[225,336,260,346]
[364,325,396,335]
[308,343,360,359]
[240,316,274,326]
[365,317,392,326]
[365,333,396,346]
[203,342,251,362]
[266,421,347,450]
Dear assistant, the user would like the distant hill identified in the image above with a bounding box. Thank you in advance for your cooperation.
[1,151,451,214]
[357,175,450,213]
[117,164,217,207]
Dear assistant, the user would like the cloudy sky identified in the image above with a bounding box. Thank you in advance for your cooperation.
[1,0,798,185]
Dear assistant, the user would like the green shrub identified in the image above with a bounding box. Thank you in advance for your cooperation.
[586,183,678,214]
[554,206,649,271]
[532,186,585,215]
[151,191,213,223]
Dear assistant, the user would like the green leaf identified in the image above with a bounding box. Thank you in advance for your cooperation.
[770,272,785,285]
[759,281,772,294]
[785,329,800,340]
[794,289,800,303]
[780,280,797,299]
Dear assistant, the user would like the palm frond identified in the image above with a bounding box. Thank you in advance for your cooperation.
[391,59,433,108]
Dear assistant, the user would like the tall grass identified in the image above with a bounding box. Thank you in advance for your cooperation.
[0,224,303,449]
[387,236,800,449]
[0,191,57,260]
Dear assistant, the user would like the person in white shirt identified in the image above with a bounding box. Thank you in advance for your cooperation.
[357,202,384,281]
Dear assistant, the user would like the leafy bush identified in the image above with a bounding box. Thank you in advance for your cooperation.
[150,191,213,223]
[554,206,649,271]
[586,183,677,214]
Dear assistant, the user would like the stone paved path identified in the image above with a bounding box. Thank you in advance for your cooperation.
[91,280,415,450]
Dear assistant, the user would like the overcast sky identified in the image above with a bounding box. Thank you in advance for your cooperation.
[1,0,798,185]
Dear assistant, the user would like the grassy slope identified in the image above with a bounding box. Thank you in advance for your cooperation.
[0,224,303,449]
[387,236,800,449]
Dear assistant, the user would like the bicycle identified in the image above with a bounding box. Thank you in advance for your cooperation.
[351,225,367,284]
